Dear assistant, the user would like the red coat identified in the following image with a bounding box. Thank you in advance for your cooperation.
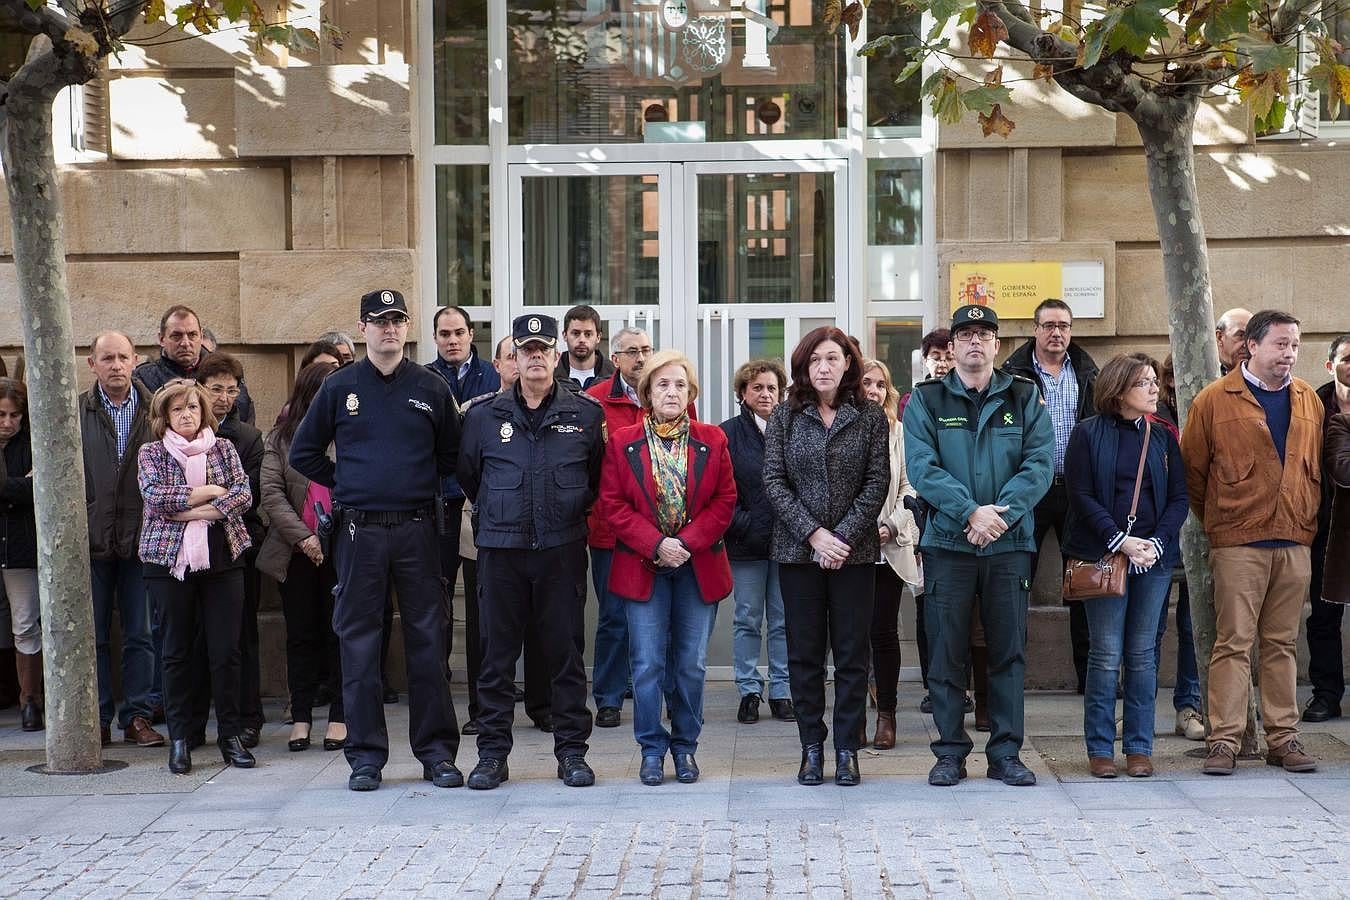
[599,419,736,603]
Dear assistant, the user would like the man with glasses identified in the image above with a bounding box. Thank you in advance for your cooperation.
[585,327,656,728]
[290,289,464,792]
[905,304,1053,787]
[1001,298,1100,694]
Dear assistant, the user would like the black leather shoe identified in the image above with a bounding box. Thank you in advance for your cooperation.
[928,755,967,786]
[20,700,42,732]
[461,719,481,735]
[639,755,664,786]
[834,750,860,786]
[624,687,634,699]
[239,726,261,749]
[467,758,509,790]
[737,693,762,724]
[963,694,975,714]
[423,760,465,788]
[987,755,1036,786]
[769,699,796,721]
[348,765,382,791]
[797,743,824,786]
[920,694,933,714]
[557,755,595,787]
[513,686,526,703]
[595,706,621,728]
[218,736,256,769]
[673,752,699,783]
[100,725,113,747]
[533,715,555,733]
[168,739,192,775]
[1303,696,1343,723]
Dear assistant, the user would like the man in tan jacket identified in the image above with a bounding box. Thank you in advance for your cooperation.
[1181,309,1323,776]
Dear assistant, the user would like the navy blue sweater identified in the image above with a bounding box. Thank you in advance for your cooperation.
[290,357,460,511]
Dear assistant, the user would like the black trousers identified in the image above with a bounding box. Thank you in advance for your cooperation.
[1032,480,1090,691]
[871,564,905,713]
[279,552,343,724]
[461,557,551,723]
[332,512,459,770]
[780,563,875,752]
[915,593,930,688]
[924,547,1030,762]
[1307,526,1344,704]
[187,553,263,736]
[476,543,592,761]
[150,568,244,742]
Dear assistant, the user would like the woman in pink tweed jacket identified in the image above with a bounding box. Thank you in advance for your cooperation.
[137,379,252,776]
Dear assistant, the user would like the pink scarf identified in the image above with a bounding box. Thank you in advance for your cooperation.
[162,427,217,580]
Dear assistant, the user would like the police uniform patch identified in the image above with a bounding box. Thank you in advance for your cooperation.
[967,308,985,320]
[346,393,360,416]
[380,290,395,305]
[527,316,542,334]
[500,421,514,442]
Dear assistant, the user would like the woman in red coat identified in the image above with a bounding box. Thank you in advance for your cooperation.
[599,350,736,787]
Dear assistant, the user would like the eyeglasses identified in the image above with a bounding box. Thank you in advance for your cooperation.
[206,386,241,398]
[366,315,409,328]
[1037,321,1072,332]
[954,330,997,344]
[1131,378,1160,389]
[614,346,654,359]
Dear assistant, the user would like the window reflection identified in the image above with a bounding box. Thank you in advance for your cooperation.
[436,166,491,307]
[433,1,489,144]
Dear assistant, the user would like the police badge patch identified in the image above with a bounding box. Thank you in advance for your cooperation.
[346,393,360,416]
[500,422,514,442]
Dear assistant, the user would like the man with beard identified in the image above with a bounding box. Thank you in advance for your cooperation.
[555,305,615,390]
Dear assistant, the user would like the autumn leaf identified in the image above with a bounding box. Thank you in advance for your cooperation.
[984,64,1004,86]
[979,104,1016,137]
[1307,62,1350,118]
[1235,67,1287,121]
[1033,62,1056,82]
[144,0,167,23]
[841,1,865,40]
[969,10,1008,58]
[930,73,964,124]
[824,0,843,34]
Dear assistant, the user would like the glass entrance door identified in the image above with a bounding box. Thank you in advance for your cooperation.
[506,158,848,420]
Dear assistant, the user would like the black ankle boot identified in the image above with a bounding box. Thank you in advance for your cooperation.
[798,743,824,785]
[20,699,43,732]
[835,749,861,786]
[218,736,256,769]
[168,739,192,775]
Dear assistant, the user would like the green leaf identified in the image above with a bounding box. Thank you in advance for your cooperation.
[959,83,1014,114]
[1234,35,1297,74]
[1255,94,1287,133]
[1106,0,1171,58]
[896,56,924,83]
[858,34,905,57]
[1081,13,1118,69]
[222,0,249,21]
[957,5,979,26]
[929,0,971,25]
[930,74,964,123]
[920,67,950,95]
[1185,0,1258,46]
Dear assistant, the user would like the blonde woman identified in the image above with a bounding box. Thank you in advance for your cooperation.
[860,360,921,749]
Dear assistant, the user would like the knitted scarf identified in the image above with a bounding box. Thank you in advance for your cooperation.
[162,426,217,581]
[644,413,689,537]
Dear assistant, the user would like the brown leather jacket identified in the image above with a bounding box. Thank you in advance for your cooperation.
[1180,367,1322,548]
[1324,413,1350,604]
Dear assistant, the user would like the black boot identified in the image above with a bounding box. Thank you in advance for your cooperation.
[168,740,192,775]
[835,749,861,786]
[798,743,824,786]
[218,736,257,769]
[16,650,43,732]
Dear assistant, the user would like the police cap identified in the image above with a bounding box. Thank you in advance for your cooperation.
[360,289,409,321]
[512,314,558,349]
[949,303,999,335]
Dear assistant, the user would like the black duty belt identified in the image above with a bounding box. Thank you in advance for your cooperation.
[336,504,435,526]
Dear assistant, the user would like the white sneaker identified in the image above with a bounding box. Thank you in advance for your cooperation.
[1175,707,1205,741]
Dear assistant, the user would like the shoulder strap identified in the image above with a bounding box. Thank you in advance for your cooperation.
[1124,418,1151,535]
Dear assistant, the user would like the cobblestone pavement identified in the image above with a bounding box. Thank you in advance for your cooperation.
[5,687,1350,897]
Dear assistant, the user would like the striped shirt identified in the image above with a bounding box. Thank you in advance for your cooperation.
[96,383,138,462]
[1032,353,1078,475]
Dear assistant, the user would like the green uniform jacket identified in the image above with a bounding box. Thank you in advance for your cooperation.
[902,369,1055,556]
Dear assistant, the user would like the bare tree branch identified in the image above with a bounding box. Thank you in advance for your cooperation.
[0,0,74,46]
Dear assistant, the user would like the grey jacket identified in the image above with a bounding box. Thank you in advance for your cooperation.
[80,381,154,561]
[256,429,315,583]
[762,399,891,566]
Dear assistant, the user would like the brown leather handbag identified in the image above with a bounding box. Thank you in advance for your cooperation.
[1063,420,1151,601]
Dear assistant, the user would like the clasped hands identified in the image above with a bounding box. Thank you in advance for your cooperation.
[965,504,1010,548]
[808,528,850,571]
[169,484,227,523]
[655,537,692,568]
[1119,536,1158,570]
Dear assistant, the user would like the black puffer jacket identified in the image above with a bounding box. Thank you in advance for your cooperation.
[719,403,775,560]
[217,409,266,549]
[0,426,36,569]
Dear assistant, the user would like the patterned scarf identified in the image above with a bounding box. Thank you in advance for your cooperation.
[644,413,689,537]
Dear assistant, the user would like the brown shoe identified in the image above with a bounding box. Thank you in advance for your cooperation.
[1088,756,1117,778]
[1202,742,1236,775]
[1267,738,1317,773]
[872,711,896,750]
[124,716,166,747]
[1125,753,1153,777]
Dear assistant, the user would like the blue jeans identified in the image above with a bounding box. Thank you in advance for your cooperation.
[590,548,630,709]
[1155,578,1202,711]
[90,557,154,728]
[1083,565,1172,758]
[625,565,717,758]
[730,560,790,700]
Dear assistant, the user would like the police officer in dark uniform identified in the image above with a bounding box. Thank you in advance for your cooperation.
[458,314,605,789]
[290,288,463,792]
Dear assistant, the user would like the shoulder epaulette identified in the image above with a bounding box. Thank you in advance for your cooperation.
[1009,373,1038,386]
[576,391,602,407]
[460,391,497,414]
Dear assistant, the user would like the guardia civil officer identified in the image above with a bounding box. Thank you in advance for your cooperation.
[457,314,605,790]
[903,304,1054,788]
[289,289,463,792]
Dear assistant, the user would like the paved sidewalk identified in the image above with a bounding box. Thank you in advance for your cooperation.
[4,686,1350,897]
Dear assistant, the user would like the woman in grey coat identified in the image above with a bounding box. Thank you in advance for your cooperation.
[762,327,890,787]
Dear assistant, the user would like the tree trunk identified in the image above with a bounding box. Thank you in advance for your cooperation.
[1135,100,1260,755]
[2,49,101,773]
